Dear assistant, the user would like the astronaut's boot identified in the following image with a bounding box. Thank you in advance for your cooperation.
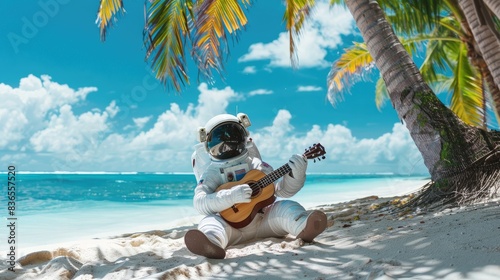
[184,229,226,259]
[296,210,328,243]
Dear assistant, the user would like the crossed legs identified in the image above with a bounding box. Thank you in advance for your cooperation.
[184,200,327,259]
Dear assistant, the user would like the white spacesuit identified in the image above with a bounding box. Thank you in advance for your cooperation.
[184,113,327,259]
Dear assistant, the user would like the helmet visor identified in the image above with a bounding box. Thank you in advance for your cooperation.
[206,123,247,160]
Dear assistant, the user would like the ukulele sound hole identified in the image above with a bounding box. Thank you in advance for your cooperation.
[248,182,261,198]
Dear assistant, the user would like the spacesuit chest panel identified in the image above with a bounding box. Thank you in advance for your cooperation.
[218,162,251,183]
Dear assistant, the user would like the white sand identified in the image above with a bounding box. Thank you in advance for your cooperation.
[1,193,499,279]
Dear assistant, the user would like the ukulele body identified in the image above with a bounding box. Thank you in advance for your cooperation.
[216,169,276,228]
[215,143,325,228]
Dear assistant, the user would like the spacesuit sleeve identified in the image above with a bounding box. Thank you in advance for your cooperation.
[252,157,306,198]
[192,168,242,216]
[275,155,307,198]
[275,176,304,198]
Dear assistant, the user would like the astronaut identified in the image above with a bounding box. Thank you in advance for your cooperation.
[184,113,327,259]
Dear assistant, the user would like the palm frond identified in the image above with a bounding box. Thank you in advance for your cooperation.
[283,0,316,68]
[329,0,344,6]
[449,43,485,128]
[398,36,426,57]
[437,14,463,35]
[96,0,125,41]
[326,37,428,108]
[429,73,453,95]
[144,0,193,91]
[328,0,490,128]
[327,42,376,106]
[382,0,444,35]
[326,35,461,109]
[493,14,500,31]
[375,76,389,110]
[191,0,250,82]
[418,34,457,82]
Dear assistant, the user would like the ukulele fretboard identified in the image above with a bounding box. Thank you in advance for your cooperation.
[253,164,292,190]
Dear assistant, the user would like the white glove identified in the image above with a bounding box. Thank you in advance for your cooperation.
[194,171,254,215]
[288,154,307,180]
[218,184,252,204]
[276,154,307,198]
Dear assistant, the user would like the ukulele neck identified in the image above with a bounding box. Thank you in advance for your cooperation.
[258,163,292,186]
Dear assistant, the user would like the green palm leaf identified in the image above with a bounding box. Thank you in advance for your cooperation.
[375,76,389,110]
[96,0,125,40]
[144,0,193,91]
[419,36,453,81]
[328,0,489,128]
[448,43,485,128]
[381,0,443,35]
[192,0,250,82]
[326,42,375,106]
[326,38,422,108]
[283,0,316,67]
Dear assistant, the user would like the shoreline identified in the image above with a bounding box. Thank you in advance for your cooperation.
[7,175,430,249]
[1,191,499,280]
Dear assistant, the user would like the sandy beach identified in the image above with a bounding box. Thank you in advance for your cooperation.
[1,191,499,280]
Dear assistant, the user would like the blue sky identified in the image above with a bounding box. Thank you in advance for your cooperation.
[1,0,430,174]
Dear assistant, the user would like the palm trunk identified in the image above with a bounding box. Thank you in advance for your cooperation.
[459,0,500,92]
[459,0,500,124]
[451,0,500,125]
[482,0,500,19]
[482,65,500,125]
[344,0,500,206]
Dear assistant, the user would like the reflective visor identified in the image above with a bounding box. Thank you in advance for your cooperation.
[206,122,247,160]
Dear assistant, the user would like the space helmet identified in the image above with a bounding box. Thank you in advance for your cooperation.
[198,113,251,160]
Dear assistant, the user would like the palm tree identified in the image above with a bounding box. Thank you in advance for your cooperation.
[328,0,500,130]
[97,0,251,91]
[328,37,491,129]
[458,0,500,118]
[332,0,500,206]
[483,0,500,18]
[96,0,500,207]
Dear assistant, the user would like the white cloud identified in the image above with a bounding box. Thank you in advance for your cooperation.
[195,83,241,123]
[238,1,355,68]
[0,74,97,150]
[106,101,119,118]
[121,82,238,136]
[0,76,245,172]
[0,109,28,150]
[88,82,242,171]
[242,66,257,74]
[249,89,273,96]
[30,103,111,153]
[297,85,323,92]
[251,110,426,174]
[3,75,426,174]
[133,116,152,130]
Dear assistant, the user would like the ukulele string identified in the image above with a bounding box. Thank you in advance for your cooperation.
[248,164,292,192]
[247,146,320,191]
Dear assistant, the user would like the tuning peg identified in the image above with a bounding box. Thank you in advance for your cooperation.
[322,156,326,159]
[313,159,316,163]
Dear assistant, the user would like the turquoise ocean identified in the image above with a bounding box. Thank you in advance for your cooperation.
[0,172,429,253]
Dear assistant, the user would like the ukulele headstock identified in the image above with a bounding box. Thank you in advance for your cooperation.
[303,143,326,162]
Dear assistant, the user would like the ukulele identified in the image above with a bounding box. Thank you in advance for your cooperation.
[216,143,326,228]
